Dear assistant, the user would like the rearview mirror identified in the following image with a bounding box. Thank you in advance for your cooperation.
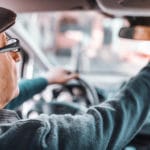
[119,26,150,41]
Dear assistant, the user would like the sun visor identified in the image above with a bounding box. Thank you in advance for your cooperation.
[96,0,150,16]
[0,7,16,33]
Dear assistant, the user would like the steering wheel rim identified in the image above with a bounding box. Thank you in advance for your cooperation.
[25,77,100,118]
[52,77,100,106]
[77,77,100,105]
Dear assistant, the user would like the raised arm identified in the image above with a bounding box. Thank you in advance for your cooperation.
[1,63,150,150]
[6,68,78,109]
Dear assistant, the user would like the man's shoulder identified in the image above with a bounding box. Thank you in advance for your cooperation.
[0,109,20,123]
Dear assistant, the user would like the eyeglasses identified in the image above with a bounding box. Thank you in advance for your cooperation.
[0,38,20,53]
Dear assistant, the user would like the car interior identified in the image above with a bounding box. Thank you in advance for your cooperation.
[1,0,150,149]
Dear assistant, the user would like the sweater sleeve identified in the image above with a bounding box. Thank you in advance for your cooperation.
[5,77,48,109]
[1,63,150,150]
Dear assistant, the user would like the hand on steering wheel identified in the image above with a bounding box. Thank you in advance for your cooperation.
[45,68,79,84]
[51,77,101,107]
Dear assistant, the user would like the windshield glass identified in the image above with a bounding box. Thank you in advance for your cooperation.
[17,11,149,77]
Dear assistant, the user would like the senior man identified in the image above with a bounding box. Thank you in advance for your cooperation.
[0,7,150,150]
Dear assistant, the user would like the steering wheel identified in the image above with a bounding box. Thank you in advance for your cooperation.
[26,77,105,118]
[51,77,102,107]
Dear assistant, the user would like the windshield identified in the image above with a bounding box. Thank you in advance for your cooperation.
[16,11,149,77]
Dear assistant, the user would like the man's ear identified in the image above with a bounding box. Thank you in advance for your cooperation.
[0,33,7,48]
[10,52,21,62]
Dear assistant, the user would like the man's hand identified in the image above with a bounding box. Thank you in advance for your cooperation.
[45,68,79,84]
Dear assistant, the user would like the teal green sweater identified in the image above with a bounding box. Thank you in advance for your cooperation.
[1,63,150,150]
[6,77,48,109]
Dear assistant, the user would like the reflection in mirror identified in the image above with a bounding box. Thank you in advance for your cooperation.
[119,26,150,41]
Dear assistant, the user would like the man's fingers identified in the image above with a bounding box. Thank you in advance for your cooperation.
[64,70,72,75]
[67,73,79,80]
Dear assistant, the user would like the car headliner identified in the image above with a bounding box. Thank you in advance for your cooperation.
[0,0,97,12]
[96,0,150,16]
[0,0,150,16]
